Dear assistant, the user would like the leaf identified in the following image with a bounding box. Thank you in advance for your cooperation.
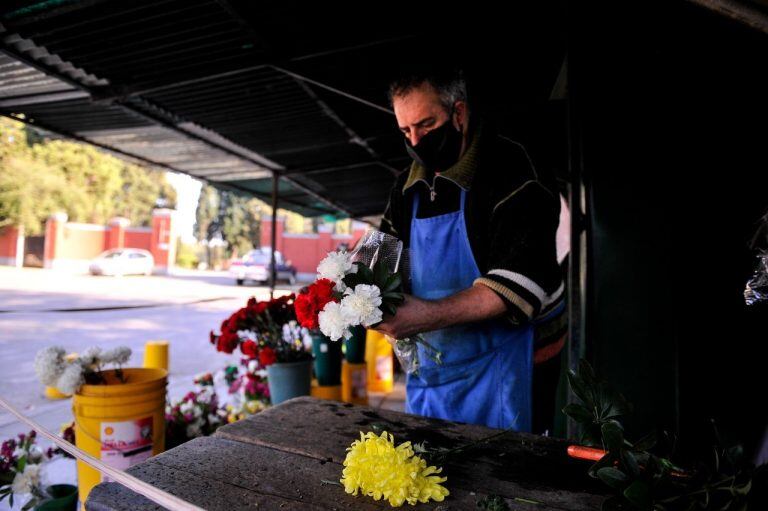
[373,259,389,287]
[356,262,375,283]
[579,359,597,385]
[567,370,593,407]
[621,450,641,477]
[383,273,402,293]
[602,421,624,452]
[562,403,594,424]
[623,481,652,510]
[731,479,751,497]
[589,452,617,478]
[633,432,657,452]
[597,467,629,489]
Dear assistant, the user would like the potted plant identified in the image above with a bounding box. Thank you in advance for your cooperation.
[294,279,344,385]
[210,294,313,405]
[1,431,78,511]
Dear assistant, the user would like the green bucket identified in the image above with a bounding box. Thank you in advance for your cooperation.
[37,484,78,511]
[344,325,367,364]
[266,359,312,405]
[311,331,342,386]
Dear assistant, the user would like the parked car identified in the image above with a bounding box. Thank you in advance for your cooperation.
[89,248,154,276]
[229,248,297,286]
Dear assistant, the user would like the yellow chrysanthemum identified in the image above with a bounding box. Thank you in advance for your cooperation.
[340,431,450,507]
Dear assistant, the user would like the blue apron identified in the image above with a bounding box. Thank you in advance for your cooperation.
[406,189,534,431]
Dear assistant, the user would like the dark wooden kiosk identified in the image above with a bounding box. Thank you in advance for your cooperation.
[86,397,606,510]
[1,0,767,509]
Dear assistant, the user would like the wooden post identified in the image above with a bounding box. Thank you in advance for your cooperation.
[270,170,278,299]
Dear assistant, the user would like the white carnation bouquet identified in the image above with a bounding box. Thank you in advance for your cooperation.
[33,345,132,395]
[295,230,441,374]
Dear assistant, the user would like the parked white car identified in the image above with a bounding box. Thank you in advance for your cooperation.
[89,248,154,276]
[229,248,296,286]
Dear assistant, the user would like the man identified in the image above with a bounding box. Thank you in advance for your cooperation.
[375,69,566,433]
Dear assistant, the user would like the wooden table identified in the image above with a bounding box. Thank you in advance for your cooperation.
[86,397,607,510]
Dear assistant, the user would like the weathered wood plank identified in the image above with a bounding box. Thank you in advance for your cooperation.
[214,397,606,510]
[86,436,570,510]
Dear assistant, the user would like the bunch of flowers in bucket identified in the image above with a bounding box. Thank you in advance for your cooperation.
[1,431,75,510]
[165,374,228,450]
[210,294,313,404]
[210,295,309,364]
[33,346,132,395]
[294,245,441,374]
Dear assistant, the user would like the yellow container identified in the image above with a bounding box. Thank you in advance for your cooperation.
[72,368,167,507]
[44,353,79,400]
[341,361,368,405]
[311,381,342,401]
[44,386,71,400]
[365,330,394,393]
[142,340,169,371]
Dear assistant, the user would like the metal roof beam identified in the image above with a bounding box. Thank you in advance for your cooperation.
[0,89,89,107]
[269,65,394,116]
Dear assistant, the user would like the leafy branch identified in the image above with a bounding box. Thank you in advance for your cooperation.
[563,360,760,510]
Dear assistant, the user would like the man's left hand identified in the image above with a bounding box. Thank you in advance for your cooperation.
[374,295,438,340]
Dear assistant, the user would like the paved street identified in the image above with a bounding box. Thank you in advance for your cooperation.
[0,266,405,508]
[0,266,296,441]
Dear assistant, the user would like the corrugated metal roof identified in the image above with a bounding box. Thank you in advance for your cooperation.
[0,0,568,219]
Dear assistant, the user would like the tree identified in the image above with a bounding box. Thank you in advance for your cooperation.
[0,117,177,233]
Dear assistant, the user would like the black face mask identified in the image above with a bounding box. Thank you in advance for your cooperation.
[404,115,463,172]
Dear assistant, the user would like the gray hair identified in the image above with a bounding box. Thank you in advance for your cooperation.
[387,68,468,112]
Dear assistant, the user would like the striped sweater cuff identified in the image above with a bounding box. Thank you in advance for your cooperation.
[474,277,537,324]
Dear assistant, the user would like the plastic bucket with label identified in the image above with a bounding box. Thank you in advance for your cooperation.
[72,368,167,507]
[365,329,394,393]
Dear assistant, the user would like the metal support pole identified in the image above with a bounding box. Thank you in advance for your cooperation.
[269,170,278,299]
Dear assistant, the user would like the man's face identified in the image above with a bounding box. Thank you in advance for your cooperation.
[393,82,453,147]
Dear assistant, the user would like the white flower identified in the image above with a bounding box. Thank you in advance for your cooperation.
[78,346,102,366]
[179,401,195,415]
[100,346,131,365]
[247,360,259,373]
[55,361,85,395]
[317,250,357,291]
[207,413,221,425]
[27,445,44,464]
[340,284,383,327]
[34,346,66,386]
[255,369,268,378]
[318,301,353,341]
[237,329,257,342]
[186,420,203,438]
[11,463,41,495]
[197,387,213,405]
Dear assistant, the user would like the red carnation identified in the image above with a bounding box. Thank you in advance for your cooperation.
[295,278,338,329]
[240,340,259,358]
[216,332,239,354]
[259,346,277,367]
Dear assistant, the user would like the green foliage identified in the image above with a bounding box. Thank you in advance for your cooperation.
[477,494,510,511]
[563,360,760,510]
[0,117,176,234]
[222,192,261,257]
[195,185,262,258]
[175,239,199,269]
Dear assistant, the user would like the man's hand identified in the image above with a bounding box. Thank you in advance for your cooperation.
[375,295,439,340]
[374,283,508,340]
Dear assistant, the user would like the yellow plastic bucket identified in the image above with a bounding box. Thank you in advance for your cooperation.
[72,368,167,507]
[341,361,368,405]
[365,330,394,393]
